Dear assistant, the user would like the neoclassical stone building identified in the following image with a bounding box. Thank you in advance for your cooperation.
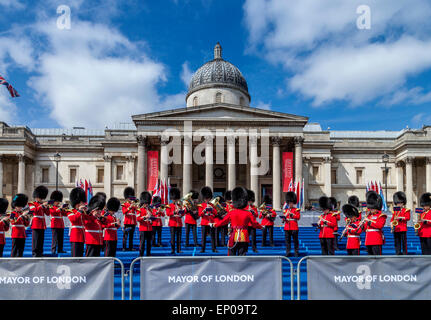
[0,43,430,211]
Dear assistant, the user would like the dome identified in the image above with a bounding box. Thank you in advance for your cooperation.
[186,43,250,101]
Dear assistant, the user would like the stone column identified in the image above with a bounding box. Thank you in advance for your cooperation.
[103,155,112,198]
[183,135,192,196]
[426,158,431,193]
[0,155,3,197]
[294,137,304,184]
[227,135,236,191]
[160,136,169,183]
[405,157,414,210]
[395,161,404,192]
[136,135,147,195]
[323,156,332,197]
[126,155,136,190]
[17,154,25,194]
[205,136,214,190]
[250,135,259,204]
[271,137,281,210]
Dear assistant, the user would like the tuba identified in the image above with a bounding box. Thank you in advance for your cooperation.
[210,197,226,219]
[414,208,424,236]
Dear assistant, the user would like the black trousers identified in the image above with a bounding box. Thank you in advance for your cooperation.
[185,223,198,246]
[86,244,101,257]
[347,248,360,255]
[247,227,257,250]
[122,225,135,250]
[284,230,299,255]
[262,225,274,246]
[216,226,228,247]
[152,226,162,246]
[394,231,408,255]
[0,244,3,257]
[140,231,152,256]
[420,237,431,255]
[229,242,248,256]
[104,240,117,257]
[11,238,25,257]
[320,238,335,255]
[201,225,216,251]
[32,229,45,257]
[367,245,382,255]
[170,227,182,253]
[71,242,85,257]
[51,228,64,254]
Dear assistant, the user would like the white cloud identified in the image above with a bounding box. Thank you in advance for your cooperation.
[255,101,271,110]
[0,37,35,73]
[0,90,17,123]
[0,0,24,9]
[180,61,193,88]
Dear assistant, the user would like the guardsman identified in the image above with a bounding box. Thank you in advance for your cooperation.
[417,193,431,254]
[330,197,341,250]
[167,187,185,254]
[211,187,262,256]
[259,194,276,247]
[151,196,165,247]
[391,191,410,255]
[184,190,200,247]
[67,187,87,257]
[0,198,10,257]
[318,196,338,255]
[102,197,121,257]
[29,186,49,257]
[137,192,153,256]
[214,196,227,247]
[362,191,387,256]
[245,189,258,253]
[10,194,31,257]
[282,191,301,257]
[199,186,217,253]
[82,194,105,257]
[122,187,138,251]
[341,204,362,255]
[225,190,233,213]
[49,190,68,255]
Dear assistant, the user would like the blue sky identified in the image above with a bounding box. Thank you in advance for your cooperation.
[1,0,431,131]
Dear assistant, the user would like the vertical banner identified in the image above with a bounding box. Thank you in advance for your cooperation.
[282,152,293,192]
[147,151,159,191]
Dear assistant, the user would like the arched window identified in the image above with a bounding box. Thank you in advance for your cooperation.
[215,92,222,103]
[239,97,245,106]
[193,96,198,107]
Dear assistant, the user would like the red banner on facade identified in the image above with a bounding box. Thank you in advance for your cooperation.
[147,151,159,191]
[282,152,293,192]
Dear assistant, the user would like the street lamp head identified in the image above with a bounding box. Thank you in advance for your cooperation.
[54,152,61,162]
[382,153,389,163]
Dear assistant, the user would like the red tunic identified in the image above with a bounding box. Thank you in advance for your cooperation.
[28,201,49,230]
[137,207,153,232]
[82,214,103,245]
[390,208,410,233]
[332,211,341,232]
[283,207,300,231]
[345,217,363,250]
[364,211,387,246]
[10,212,30,238]
[318,212,337,238]
[101,215,120,241]
[151,207,165,227]
[245,204,258,227]
[215,209,262,245]
[418,209,431,238]
[199,202,215,226]
[122,201,138,226]
[259,208,277,226]
[0,220,9,245]
[49,206,68,229]
[166,203,185,227]
[184,206,199,225]
[67,209,85,243]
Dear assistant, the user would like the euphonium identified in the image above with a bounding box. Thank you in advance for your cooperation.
[210,197,224,215]
[181,192,194,211]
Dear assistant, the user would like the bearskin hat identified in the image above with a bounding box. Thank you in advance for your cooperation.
[285,191,297,204]
[152,196,162,206]
[169,187,181,201]
[348,195,360,208]
[106,197,121,212]
[123,187,135,200]
[246,189,255,203]
[0,198,8,214]
[50,190,63,202]
[420,193,431,207]
[95,192,107,202]
[342,204,359,219]
[329,197,338,211]
[139,191,152,205]
[393,191,407,205]
[200,186,213,200]
[33,185,48,200]
[263,194,272,206]
[224,190,232,201]
[190,190,199,200]
[12,194,28,209]
[232,187,248,209]
[366,191,383,210]
[87,194,105,212]
[319,196,332,211]
[69,187,87,208]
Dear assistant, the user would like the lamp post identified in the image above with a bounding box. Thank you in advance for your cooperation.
[54,152,61,191]
[382,153,389,206]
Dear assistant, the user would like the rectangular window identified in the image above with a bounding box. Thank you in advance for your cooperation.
[312,166,320,182]
[42,167,49,183]
[116,165,124,181]
[331,169,337,184]
[69,168,77,184]
[356,169,363,184]
[97,168,104,183]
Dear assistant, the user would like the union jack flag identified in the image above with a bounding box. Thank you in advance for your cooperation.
[0,75,19,98]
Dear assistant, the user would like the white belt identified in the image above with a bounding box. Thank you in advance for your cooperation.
[51,216,63,219]
[71,226,84,229]
[12,225,25,228]
[0,231,4,234]
[285,219,296,221]
[104,228,117,231]
[85,229,102,233]
[33,215,45,218]
[366,229,380,232]
[347,235,360,238]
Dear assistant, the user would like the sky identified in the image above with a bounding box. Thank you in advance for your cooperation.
[1,0,431,131]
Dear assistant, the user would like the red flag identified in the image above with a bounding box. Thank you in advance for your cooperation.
[160,179,165,204]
